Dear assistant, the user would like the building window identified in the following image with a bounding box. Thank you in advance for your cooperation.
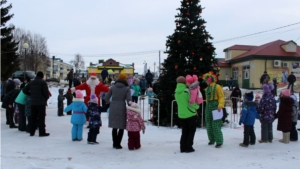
[232,67,238,80]
[243,66,250,79]
[287,43,296,52]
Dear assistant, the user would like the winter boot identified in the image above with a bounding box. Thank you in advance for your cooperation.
[279,132,290,144]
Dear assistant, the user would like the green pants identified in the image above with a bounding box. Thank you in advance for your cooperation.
[205,100,223,145]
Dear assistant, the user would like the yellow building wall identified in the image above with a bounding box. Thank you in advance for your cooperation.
[230,50,248,59]
[121,68,134,74]
[218,67,231,80]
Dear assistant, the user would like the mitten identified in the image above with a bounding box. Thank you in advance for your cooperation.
[239,121,242,125]
[142,130,145,134]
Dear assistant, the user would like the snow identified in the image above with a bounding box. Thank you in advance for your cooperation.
[1,85,300,169]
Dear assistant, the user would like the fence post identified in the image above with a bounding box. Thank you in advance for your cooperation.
[171,100,176,128]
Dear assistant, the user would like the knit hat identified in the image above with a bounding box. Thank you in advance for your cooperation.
[186,75,198,84]
[127,101,141,114]
[244,91,254,101]
[36,71,44,78]
[148,87,153,92]
[290,94,297,101]
[262,84,271,94]
[176,76,186,84]
[90,94,98,104]
[89,72,97,78]
[75,90,84,98]
[118,74,127,81]
[281,89,291,97]
[255,93,261,100]
[13,78,21,85]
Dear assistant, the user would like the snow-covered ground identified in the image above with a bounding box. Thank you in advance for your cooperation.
[1,86,300,169]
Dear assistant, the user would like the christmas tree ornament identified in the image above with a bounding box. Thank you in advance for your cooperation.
[192,52,195,55]
[207,46,210,49]
[177,40,181,44]
[191,32,194,35]
[176,22,179,26]
[211,59,213,61]
[193,67,196,71]
[200,56,203,61]
[202,25,206,28]
[187,2,189,5]
[200,9,202,13]
[175,65,178,70]
[186,12,190,16]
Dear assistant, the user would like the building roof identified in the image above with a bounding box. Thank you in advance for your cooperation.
[228,40,300,61]
[88,63,133,68]
[216,58,230,67]
[223,45,257,51]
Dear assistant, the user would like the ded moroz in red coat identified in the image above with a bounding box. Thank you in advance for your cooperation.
[71,74,109,106]
[126,106,145,132]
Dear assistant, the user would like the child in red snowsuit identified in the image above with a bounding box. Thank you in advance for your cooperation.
[126,101,145,150]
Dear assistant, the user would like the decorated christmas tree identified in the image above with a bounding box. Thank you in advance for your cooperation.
[153,0,218,126]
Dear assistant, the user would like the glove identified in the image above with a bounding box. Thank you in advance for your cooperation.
[239,121,242,125]
[142,130,145,134]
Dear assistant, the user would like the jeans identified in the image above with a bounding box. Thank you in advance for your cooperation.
[261,121,273,141]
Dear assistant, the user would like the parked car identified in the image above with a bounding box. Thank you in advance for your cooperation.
[45,78,60,83]
[12,71,36,82]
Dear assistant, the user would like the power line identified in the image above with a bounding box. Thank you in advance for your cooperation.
[212,22,300,44]
[50,50,159,57]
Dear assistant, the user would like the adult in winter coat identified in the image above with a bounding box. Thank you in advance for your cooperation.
[203,71,225,148]
[271,76,278,96]
[2,79,20,125]
[260,71,270,86]
[257,84,276,143]
[15,78,31,131]
[145,69,153,88]
[101,67,108,83]
[175,76,199,153]
[22,71,50,137]
[287,72,296,93]
[57,89,65,116]
[64,90,88,141]
[290,94,298,141]
[276,89,294,144]
[239,91,260,147]
[104,73,132,149]
[139,76,147,95]
[67,69,74,88]
[230,85,242,114]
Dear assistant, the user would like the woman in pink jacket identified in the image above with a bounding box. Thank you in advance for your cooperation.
[186,75,203,105]
[126,101,145,150]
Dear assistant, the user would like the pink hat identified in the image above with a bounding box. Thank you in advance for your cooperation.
[186,75,198,84]
[76,90,84,98]
[90,94,98,104]
[281,89,291,97]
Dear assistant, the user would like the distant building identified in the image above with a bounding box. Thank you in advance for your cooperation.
[87,58,135,80]
[217,40,300,89]
[46,57,73,79]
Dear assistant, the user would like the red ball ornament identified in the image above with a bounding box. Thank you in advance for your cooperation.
[200,9,202,13]
[178,40,181,44]
[202,25,206,29]
[192,52,195,55]
[193,67,196,71]
[175,65,178,70]
[186,12,190,16]
[176,22,179,26]
[207,46,210,49]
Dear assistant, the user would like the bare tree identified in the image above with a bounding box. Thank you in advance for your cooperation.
[70,54,85,76]
[12,27,49,73]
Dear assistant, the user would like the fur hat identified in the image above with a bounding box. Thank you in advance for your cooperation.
[176,76,186,84]
[281,89,291,97]
[148,87,153,92]
[186,75,198,84]
[118,74,127,81]
[75,90,84,99]
[13,78,21,85]
[36,71,44,78]
[90,94,98,104]
[262,84,271,94]
[89,72,97,78]
[244,91,254,101]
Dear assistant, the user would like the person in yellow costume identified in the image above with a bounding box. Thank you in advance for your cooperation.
[202,71,225,148]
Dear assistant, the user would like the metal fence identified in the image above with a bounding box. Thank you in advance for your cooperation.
[138,95,161,127]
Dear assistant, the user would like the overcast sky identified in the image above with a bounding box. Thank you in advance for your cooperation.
[6,0,300,74]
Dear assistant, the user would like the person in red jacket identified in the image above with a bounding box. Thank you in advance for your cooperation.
[71,73,109,107]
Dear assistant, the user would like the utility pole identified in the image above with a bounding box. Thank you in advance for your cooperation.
[159,50,161,73]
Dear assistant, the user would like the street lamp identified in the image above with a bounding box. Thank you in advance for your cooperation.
[52,56,55,78]
[22,43,29,80]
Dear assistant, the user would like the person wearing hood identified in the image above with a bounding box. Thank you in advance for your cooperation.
[104,73,132,149]
[202,71,225,148]
[239,91,260,147]
[175,76,199,153]
[257,84,276,143]
[57,88,65,116]
[22,71,50,137]
[64,90,88,141]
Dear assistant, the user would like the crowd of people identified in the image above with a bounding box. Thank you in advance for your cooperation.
[0,68,299,153]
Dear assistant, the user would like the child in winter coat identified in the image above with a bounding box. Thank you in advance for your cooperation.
[257,84,276,143]
[185,75,203,105]
[130,80,141,103]
[276,89,294,144]
[64,90,88,141]
[290,94,298,141]
[146,88,156,107]
[64,88,73,115]
[239,91,260,147]
[87,94,102,144]
[57,88,65,116]
[126,101,146,150]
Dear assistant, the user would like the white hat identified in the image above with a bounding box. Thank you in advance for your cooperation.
[111,81,115,84]
[13,78,21,85]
